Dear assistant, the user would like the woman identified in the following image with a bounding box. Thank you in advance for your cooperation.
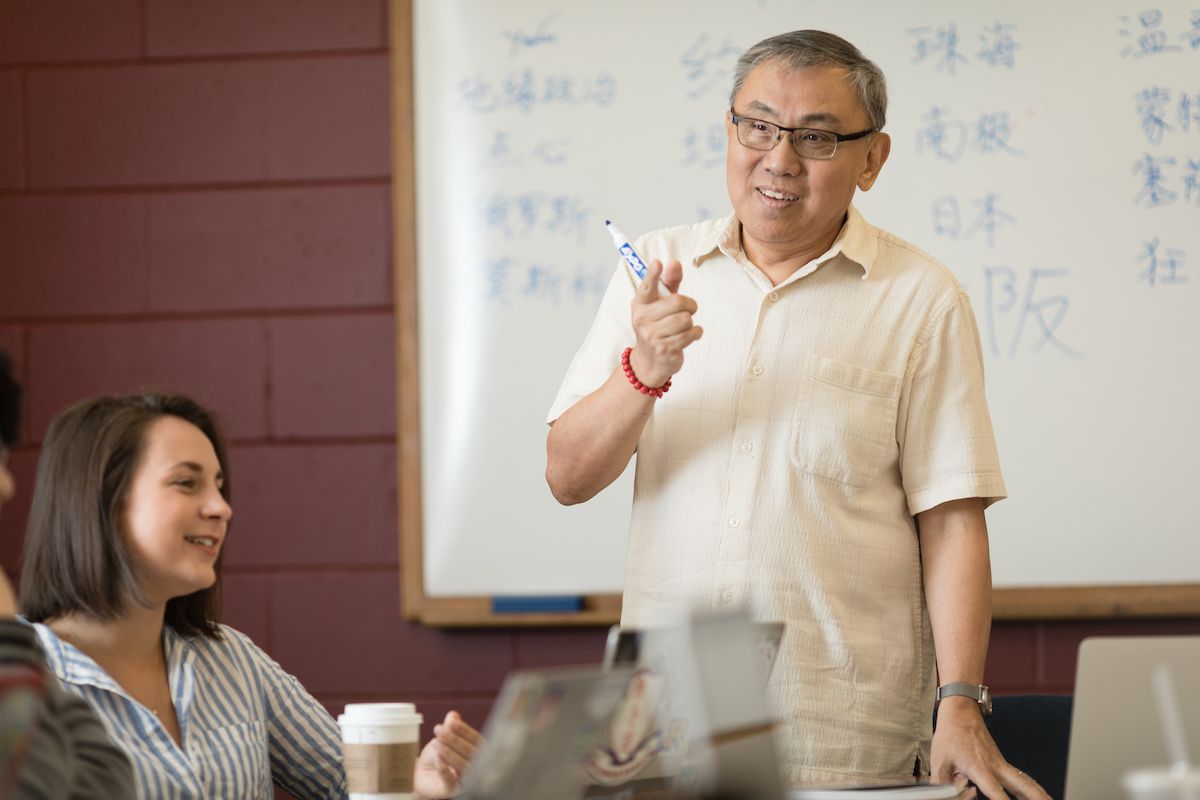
[0,352,135,798]
[19,392,481,799]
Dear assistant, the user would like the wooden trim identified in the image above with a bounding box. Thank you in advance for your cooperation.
[992,584,1200,620]
[389,0,620,627]
[414,594,622,628]
[389,0,426,621]
[390,0,1200,628]
[402,585,1200,628]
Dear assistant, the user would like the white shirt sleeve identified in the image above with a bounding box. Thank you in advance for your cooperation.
[546,259,639,423]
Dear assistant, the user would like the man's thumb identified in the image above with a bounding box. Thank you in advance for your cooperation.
[635,260,663,302]
[661,260,683,294]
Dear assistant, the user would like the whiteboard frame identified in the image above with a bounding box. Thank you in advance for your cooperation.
[389,0,1200,627]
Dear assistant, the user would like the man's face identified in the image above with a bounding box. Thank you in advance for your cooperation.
[725,61,890,262]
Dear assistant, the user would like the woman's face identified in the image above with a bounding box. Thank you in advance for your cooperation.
[121,416,232,605]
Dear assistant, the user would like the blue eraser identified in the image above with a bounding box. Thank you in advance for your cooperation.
[491,595,584,614]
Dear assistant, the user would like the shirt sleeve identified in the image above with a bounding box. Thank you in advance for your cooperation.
[226,629,348,800]
[546,259,639,423]
[897,288,1007,516]
[0,620,136,800]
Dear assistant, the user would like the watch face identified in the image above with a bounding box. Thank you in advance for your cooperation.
[980,686,993,717]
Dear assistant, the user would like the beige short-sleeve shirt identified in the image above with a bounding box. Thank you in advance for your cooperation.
[549,207,1006,786]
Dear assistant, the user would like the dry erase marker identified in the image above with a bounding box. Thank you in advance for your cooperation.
[605,219,648,281]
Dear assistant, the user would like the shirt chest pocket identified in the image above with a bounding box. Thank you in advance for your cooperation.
[791,356,901,488]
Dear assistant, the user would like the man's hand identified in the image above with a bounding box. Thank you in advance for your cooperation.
[627,259,702,388]
[931,698,1050,800]
[412,711,483,800]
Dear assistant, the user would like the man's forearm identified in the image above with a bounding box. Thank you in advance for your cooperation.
[546,368,656,505]
[918,498,992,690]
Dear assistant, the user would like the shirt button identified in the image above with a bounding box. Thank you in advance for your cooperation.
[751,365,764,376]
[719,591,734,604]
[768,291,780,302]
[741,441,753,452]
[729,517,741,528]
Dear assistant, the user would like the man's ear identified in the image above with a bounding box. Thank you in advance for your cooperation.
[857,131,891,191]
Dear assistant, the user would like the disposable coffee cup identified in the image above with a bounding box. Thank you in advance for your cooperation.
[1122,766,1200,800]
[339,703,424,800]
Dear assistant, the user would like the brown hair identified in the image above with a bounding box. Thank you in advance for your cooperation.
[20,393,231,638]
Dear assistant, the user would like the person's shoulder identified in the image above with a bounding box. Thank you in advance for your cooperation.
[181,624,265,660]
[639,215,731,262]
[175,625,286,690]
[0,618,40,668]
[641,216,727,246]
[0,617,37,643]
[27,622,61,662]
[868,222,965,297]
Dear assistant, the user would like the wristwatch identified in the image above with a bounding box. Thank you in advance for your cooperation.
[936,682,993,717]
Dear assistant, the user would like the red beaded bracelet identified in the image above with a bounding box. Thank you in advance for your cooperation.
[621,347,672,398]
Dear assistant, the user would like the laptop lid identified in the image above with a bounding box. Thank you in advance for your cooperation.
[1064,635,1200,800]
[602,620,786,681]
[464,664,633,800]
[587,617,786,798]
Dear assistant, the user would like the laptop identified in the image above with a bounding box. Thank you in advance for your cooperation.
[1064,635,1200,800]
[602,620,786,681]
[462,664,634,800]
[586,618,786,798]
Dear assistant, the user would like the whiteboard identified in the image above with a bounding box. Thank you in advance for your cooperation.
[412,0,1200,598]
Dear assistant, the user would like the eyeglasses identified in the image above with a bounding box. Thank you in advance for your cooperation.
[730,111,877,160]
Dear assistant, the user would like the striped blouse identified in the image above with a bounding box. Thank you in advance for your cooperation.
[34,622,348,800]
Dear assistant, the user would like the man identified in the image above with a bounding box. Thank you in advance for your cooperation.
[546,30,1049,799]
[0,350,136,797]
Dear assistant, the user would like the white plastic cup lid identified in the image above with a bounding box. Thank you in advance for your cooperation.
[338,702,423,726]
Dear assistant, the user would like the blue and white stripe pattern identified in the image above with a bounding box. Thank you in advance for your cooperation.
[34,622,348,800]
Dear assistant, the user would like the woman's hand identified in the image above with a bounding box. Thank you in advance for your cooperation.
[412,710,484,799]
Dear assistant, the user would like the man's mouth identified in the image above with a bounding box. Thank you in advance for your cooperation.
[758,188,800,201]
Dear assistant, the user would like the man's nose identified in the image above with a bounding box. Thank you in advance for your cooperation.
[763,135,804,175]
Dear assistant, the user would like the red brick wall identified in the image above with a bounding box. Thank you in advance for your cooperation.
[1,0,1197,770]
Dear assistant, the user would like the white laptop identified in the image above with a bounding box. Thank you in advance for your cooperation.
[601,620,786,681]
[587,617,786,798]
[463,664,634,800]
[1065,635,1200,800]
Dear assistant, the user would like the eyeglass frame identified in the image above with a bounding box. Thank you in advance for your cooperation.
[729,110,878,160]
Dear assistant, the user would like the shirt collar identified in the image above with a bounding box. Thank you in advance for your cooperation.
[691,204,879,279]
[33,621,192,694]
[33,622,118,692]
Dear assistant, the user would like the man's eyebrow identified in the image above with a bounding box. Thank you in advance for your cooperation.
[744,99,779,116]
[741,101,843,127]
[795,112,843,126]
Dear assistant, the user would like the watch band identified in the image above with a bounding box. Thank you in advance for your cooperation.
[936,682,993,717]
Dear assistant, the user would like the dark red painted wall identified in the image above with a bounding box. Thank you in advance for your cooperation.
[1,0,1197,774]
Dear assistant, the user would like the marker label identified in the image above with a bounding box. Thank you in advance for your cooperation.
[605,219,648,281]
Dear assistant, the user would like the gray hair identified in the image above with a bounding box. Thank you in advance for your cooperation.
[729,30,888,131]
